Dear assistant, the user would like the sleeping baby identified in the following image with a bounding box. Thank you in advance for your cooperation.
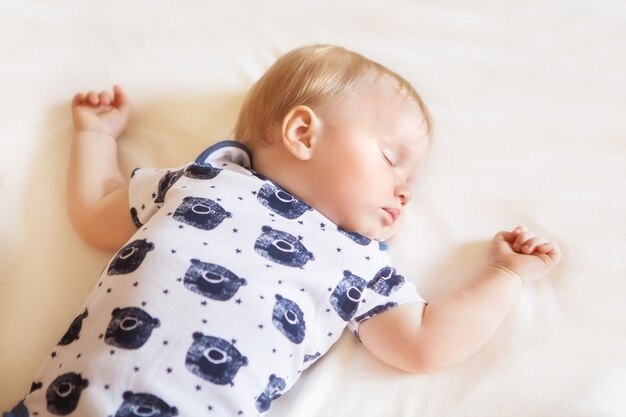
[4,44,561,417]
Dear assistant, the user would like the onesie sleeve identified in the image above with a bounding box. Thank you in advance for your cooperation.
[127,164,188,228]
[347,266,426,335]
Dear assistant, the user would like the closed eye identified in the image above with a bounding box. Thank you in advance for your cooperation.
[381,152,395,167]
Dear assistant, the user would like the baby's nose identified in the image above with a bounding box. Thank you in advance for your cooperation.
[395,187,411,206]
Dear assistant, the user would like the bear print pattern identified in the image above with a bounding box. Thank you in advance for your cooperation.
[17,142,422,417]
[45,372,89,415]
[173,196,232,230]
[184,259,247,301]
[107,239,154,276]
[58,309,88,346]
[255,374,286,413]
[330,271,368,321]
[115,391,178,417]
[254,226,315,268]
[185,332,249,385]
[256,183,312,219]
[105,307,161,349]
[368,266,406,296]
[183,162,222,180]
[154,169,185,203]
[272,295,306,344]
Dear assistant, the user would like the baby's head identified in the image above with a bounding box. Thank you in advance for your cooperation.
[234,45,432,241]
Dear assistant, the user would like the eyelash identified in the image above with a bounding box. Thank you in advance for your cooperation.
[382,152,395,167]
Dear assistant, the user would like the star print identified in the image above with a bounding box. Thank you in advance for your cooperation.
[203,242,208,246]
[231,339,237,345]
[232,228,238,233]
[208,405,213,411]
[272,348,277,353]
[326,308,331,313]
[107,288,112,294]
[177,278,182,282]
[277,280,282,285]
[320,222,326,228]
[222,163,228,167]
[260,295,265,300]
[51,352,57,358]
[328,287,332,292]
[166,368,173,374]
[133,282,139,287]
[217,198,222,202]
[76,354,82,359]
[171,249,176,254]
[142,301,147,307]
[99,334,104,339]
[298,220,304,225]
[98,282,103,287]
[201,301,207,306]
[163,289,169,295]
[297,235,303,240]
[238,197,243,200]
[134,367,140,372]
[104,384,110,390]
[202,319,208,324]
[141,204,146,210]
[235,299,242,304]
[266,264,272,268]
[365,256,371,261]
[210,185,216,189]
[238,411,243,415]
[196,385,202,391]
[235,249,242,254]
[152,192,156,198]
[300,288,305,292]
[336,248,342,252]
[258,324,264,329]
[178,225,184,229]
[167,212,173,216]
[110,350,115,355]
[328,332,333,337]
[163,340,169,346]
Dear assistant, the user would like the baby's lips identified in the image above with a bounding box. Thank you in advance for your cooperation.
[383,208,401,223]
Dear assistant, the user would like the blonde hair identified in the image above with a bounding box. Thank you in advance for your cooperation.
[233,44,432,145]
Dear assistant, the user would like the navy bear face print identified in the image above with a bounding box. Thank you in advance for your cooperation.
[46,372,89,415]
[173,197,232,231]
[255,374,287,413]
[337,227,372,246]
[115,391,178,417]
[107,239,154,276]
[254,226,314,268]
[185,332,248,385]
[183,162,222,180]
[330,271,368,321]
[272,295,306,344]
[184,259,247,301]
[354,302,398,324]
[154,169,184,203]
[368,266,405,296]
[256,183,312,219]
[105,307,160,350]
[58,309,88,346]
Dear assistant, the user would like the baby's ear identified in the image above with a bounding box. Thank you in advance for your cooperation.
[280,105,321,160]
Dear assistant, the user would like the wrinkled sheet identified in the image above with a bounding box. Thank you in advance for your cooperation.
[1,0,625,415]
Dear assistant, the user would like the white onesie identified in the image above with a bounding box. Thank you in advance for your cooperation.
[8,140,425,417]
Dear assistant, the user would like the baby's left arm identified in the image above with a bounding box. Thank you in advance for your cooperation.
[358,226,561,374]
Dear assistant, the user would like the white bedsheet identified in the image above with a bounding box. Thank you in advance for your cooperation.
[1,0,625,415]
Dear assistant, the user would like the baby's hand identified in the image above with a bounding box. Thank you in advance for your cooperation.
[71,85,131,138]
[487,225,561,285]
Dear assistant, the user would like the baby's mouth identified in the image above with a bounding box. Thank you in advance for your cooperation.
[382,208,400,225]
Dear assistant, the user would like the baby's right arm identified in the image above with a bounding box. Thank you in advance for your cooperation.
[66,85,137,251]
